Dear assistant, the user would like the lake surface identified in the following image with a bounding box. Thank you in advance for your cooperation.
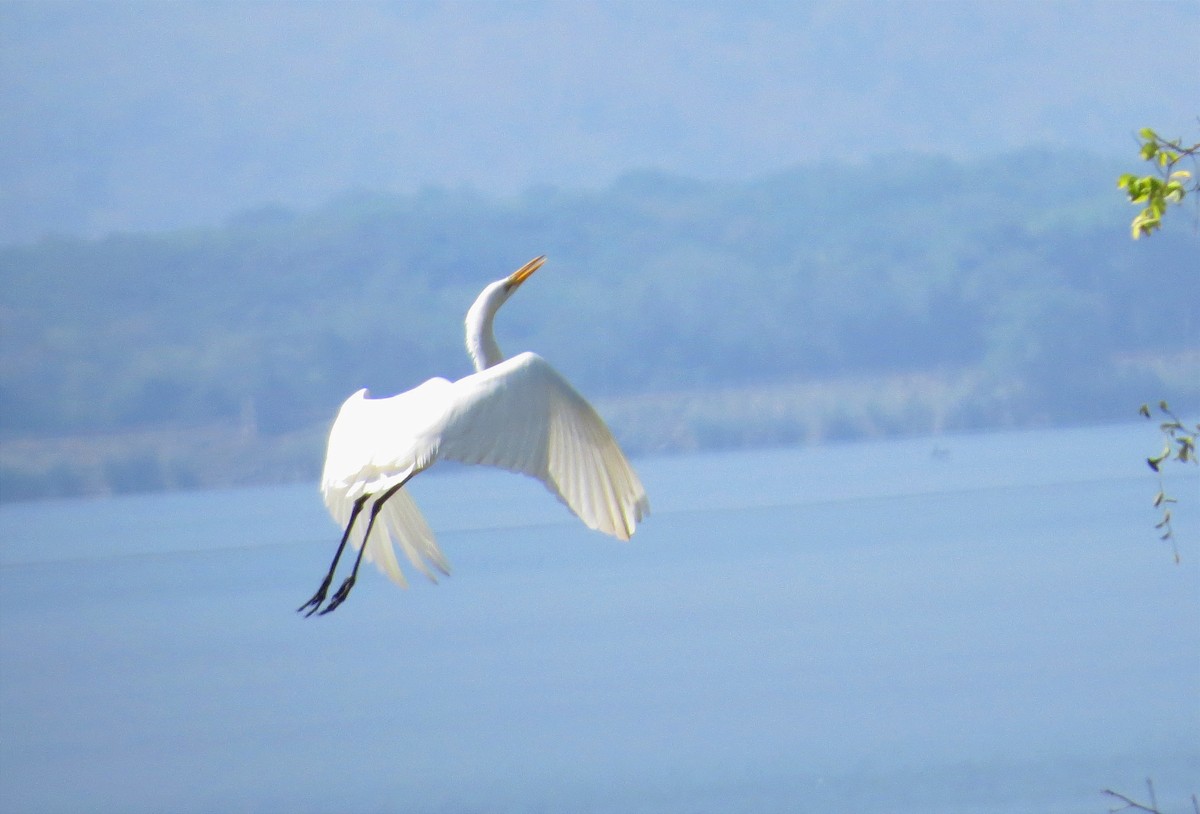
[1,423,1197,813]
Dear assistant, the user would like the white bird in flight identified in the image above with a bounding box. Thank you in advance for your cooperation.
[300,256,650,615]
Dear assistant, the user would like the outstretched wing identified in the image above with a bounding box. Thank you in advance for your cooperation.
[435,352,650,540]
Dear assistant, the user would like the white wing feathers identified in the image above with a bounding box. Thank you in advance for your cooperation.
[320,352,648,587]
[437,352,650,540]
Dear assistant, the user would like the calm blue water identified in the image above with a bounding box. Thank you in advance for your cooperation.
[1,423,1197,813]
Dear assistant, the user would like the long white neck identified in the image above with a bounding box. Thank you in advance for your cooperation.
[465,281,508,372]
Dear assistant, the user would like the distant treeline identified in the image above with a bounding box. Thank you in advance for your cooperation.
[1,150,1197,499]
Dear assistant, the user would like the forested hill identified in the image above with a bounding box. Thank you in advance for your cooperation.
[1,150,1197,499]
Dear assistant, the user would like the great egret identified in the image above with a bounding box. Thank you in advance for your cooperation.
[299,255,650,615]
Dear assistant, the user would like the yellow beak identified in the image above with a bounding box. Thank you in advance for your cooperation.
[506,255,546,289]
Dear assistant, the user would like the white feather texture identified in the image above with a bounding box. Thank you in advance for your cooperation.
[316,257,649,592]
[436,352,649,540]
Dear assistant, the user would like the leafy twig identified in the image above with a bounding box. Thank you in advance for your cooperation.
[1118,127,1200,238]
[1140,401,1197,563]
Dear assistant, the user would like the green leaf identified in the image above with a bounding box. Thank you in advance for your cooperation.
[1147,443,1172,471]
[1131,211,1160,238]
[1139,403,1151,418]
[1138,127,1158,140]
[1178,436,1195,463]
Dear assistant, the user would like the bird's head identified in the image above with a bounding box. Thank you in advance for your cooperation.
[494,254,546,311]
[470,255,546,315]
[465,255,546,371]
[503,254,545,295]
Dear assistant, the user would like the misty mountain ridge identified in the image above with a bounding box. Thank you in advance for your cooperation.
[3,1,1197,243]
[0,149,1196,500]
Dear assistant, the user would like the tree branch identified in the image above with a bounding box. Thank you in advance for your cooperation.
[1103,786,1163,814]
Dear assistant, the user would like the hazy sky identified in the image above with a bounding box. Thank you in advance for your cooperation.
[2,0,1198,240]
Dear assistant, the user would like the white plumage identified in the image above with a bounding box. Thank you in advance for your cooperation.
[300,256,649,615]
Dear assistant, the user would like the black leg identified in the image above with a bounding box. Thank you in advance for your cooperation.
[298,495,368,616]
[318,481,406,616]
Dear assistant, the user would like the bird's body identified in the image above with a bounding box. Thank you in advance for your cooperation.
[300,256,649,615]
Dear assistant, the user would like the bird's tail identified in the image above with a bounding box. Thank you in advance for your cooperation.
[364,486,451,586]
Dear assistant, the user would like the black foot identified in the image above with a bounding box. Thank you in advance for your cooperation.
[297,575,333,617]
[317,576,356,615]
